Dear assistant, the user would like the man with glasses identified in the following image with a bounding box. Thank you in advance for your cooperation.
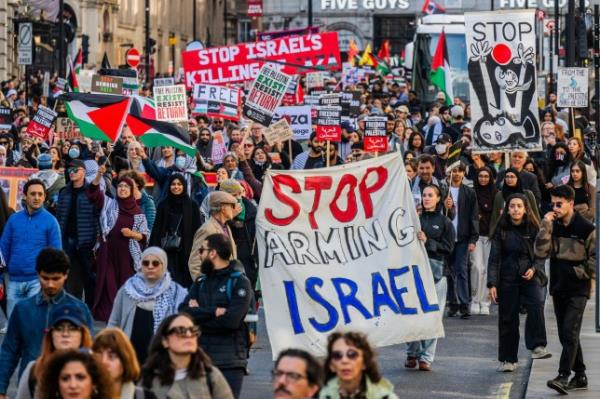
[180,233,253,399]
[535,185,596,394]
[272,349,323,399]
[0,248,93,399]
[189,191,241,281]
[55,159,99,309]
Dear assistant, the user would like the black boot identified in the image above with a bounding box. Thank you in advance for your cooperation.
[567,373,588,391]
[547,374,570,395]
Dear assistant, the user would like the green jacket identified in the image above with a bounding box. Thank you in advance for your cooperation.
[319,377,399,399]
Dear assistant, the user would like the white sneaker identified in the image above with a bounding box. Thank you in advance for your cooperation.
[480,305,490,315]
[531,346,552,359]
[470,303,480,315]
[497,361,517,372]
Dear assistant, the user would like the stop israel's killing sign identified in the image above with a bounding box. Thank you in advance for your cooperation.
[256,153,444,357]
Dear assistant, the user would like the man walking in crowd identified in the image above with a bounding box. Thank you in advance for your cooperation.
[180,233,253,399]
[0,248,93,399]
[0,179,62,319]
[272,349,323,399]
[535,185,596,394]
[189,191,241,281]
[56,159,99,308]
[411,154,449,205]
[445,163,479,319]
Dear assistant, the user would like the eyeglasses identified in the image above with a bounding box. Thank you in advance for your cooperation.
[244,143,254,148]
[141,260,161,268]
[52,324,81,333]
[551,202,564,209]
[67,168,81,174]
[271,369,307,383]
[331,349,360,361]
[167,325,200,337]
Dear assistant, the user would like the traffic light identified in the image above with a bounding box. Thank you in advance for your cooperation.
[148,38,157,55]
[81,34,89,64]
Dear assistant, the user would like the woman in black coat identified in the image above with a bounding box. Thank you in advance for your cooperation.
[150,174,201,288]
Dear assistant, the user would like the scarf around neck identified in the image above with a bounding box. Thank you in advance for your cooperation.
[124,271,176,332]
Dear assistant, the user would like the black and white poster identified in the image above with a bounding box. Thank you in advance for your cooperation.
[465,10,541,153]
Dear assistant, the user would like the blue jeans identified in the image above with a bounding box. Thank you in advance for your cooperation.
[6,278,40,319]
[406,278,447,364]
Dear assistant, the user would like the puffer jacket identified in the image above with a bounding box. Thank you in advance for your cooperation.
[55,182,99,247]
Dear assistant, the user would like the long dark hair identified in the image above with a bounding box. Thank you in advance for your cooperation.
[38,350,114,399]
[407,131,425,153]
[141,313,213,388]
[324,331,382,385]
[568,160,592,200]
[490,193,540,238]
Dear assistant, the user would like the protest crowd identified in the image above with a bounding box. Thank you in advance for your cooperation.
[0,8,597,399]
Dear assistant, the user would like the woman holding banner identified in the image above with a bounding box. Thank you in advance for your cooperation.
[405,184,455,371]
[487,194,549,372]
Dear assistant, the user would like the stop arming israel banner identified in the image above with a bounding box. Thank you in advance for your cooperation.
[256,153,445,357]
[181,32,341,87]
[465,10,541,153]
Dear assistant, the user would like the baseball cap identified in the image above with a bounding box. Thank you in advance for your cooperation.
[396,105,409,114]
[49,303,85,328]
[68,159,86,170]
[209,191,238,208]
[436,133,452,144]
[219,179,243,195]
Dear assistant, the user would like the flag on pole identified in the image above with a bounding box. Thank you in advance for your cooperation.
[430,30,453,105]
[73,48,83,74]
[422,0,446,15]
[296,80,305,104]
[61,92,130,142]
[377,40,391,62]
[101,52,111,70]
[358,43,374,66]
[348,39,359,66]
[66,55,79,92]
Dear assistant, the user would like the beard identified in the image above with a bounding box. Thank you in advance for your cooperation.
[201,258,215,275]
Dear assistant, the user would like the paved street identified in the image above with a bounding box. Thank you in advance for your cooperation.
[243,306,531,399]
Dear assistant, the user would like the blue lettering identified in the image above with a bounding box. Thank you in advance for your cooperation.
[412,265,439,313]
[388,266,417,315]
[306,277,339,332]
[331,277,373,323]
[371,272,400,316]
[283,280,304,334]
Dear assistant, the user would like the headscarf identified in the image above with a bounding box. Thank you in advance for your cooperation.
[123,247,179,332]
[117,177,142,216]
[474,167,498,213]
[166,173,187,210]
[501,167,523,200]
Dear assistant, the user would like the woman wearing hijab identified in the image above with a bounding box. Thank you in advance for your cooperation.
[490,168,540,232]
[470,167,498,316]
[150,174,202,288]
[87,164,150,322]
[108,247,187,366]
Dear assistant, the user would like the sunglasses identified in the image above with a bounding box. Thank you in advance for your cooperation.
[67,168,81,174]
[244,143,254,148]
[141,260,161,267]
[167,325,200,337]
[331,349,360,361]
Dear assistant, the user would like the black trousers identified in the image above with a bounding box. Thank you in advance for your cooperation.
[497,279,547,363]
[553,294,587,375]
[220,367,245,399]
[64,237,95,309]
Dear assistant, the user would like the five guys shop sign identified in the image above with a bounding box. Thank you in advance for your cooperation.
[182,32,342,87]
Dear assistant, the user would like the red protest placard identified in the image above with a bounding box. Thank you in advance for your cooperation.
[26,106,58,141]
[316,106,341,142]
[364,117,388,153]
[182,32,341,88]
[247,0,263,17]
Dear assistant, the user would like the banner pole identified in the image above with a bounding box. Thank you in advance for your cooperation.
[288,139,293,163]
[326,140,330,167]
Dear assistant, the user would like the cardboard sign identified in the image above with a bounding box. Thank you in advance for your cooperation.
[557,67,588,108]
[193,84,241,120]
[341,91,361,117]
[0,108,12,130]
[465,10,541,153]
[273,106,312,141]
[153,84,188,122]
[319,93,341,107]
[91,75,124,95]
[263,119,294,145]
[364,117,388,153]
[316,106,342,142]
[306,72,325,91]
[255,153,445,357]
[154,77,175,87]
[182,32,341,87]
[243,65,291,126]
[26,106,58,140]
[210,131,228,165]
[0,167,38,211]
[55,117,82,141]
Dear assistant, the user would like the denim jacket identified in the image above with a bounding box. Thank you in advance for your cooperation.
[0,290,93,394]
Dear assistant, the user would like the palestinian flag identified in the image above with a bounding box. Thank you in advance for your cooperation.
[73,48,82,74]
[130,95,156,123]
[127,100,195,157]
[430,30,453,106]
[61,92,130,142]
[66,55,79,92]
[422,0,445,15]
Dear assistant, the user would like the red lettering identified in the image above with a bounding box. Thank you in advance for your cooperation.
[330,174,358,223]
[305,176,333,230]
[359,167,388,219]
[265,175,301,226]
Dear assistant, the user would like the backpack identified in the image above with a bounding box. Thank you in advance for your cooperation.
[196,271,258,348]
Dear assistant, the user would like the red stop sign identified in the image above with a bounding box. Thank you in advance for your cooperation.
[126,48,141,68]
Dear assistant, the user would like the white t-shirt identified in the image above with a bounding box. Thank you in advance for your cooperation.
[449,186,460,240]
